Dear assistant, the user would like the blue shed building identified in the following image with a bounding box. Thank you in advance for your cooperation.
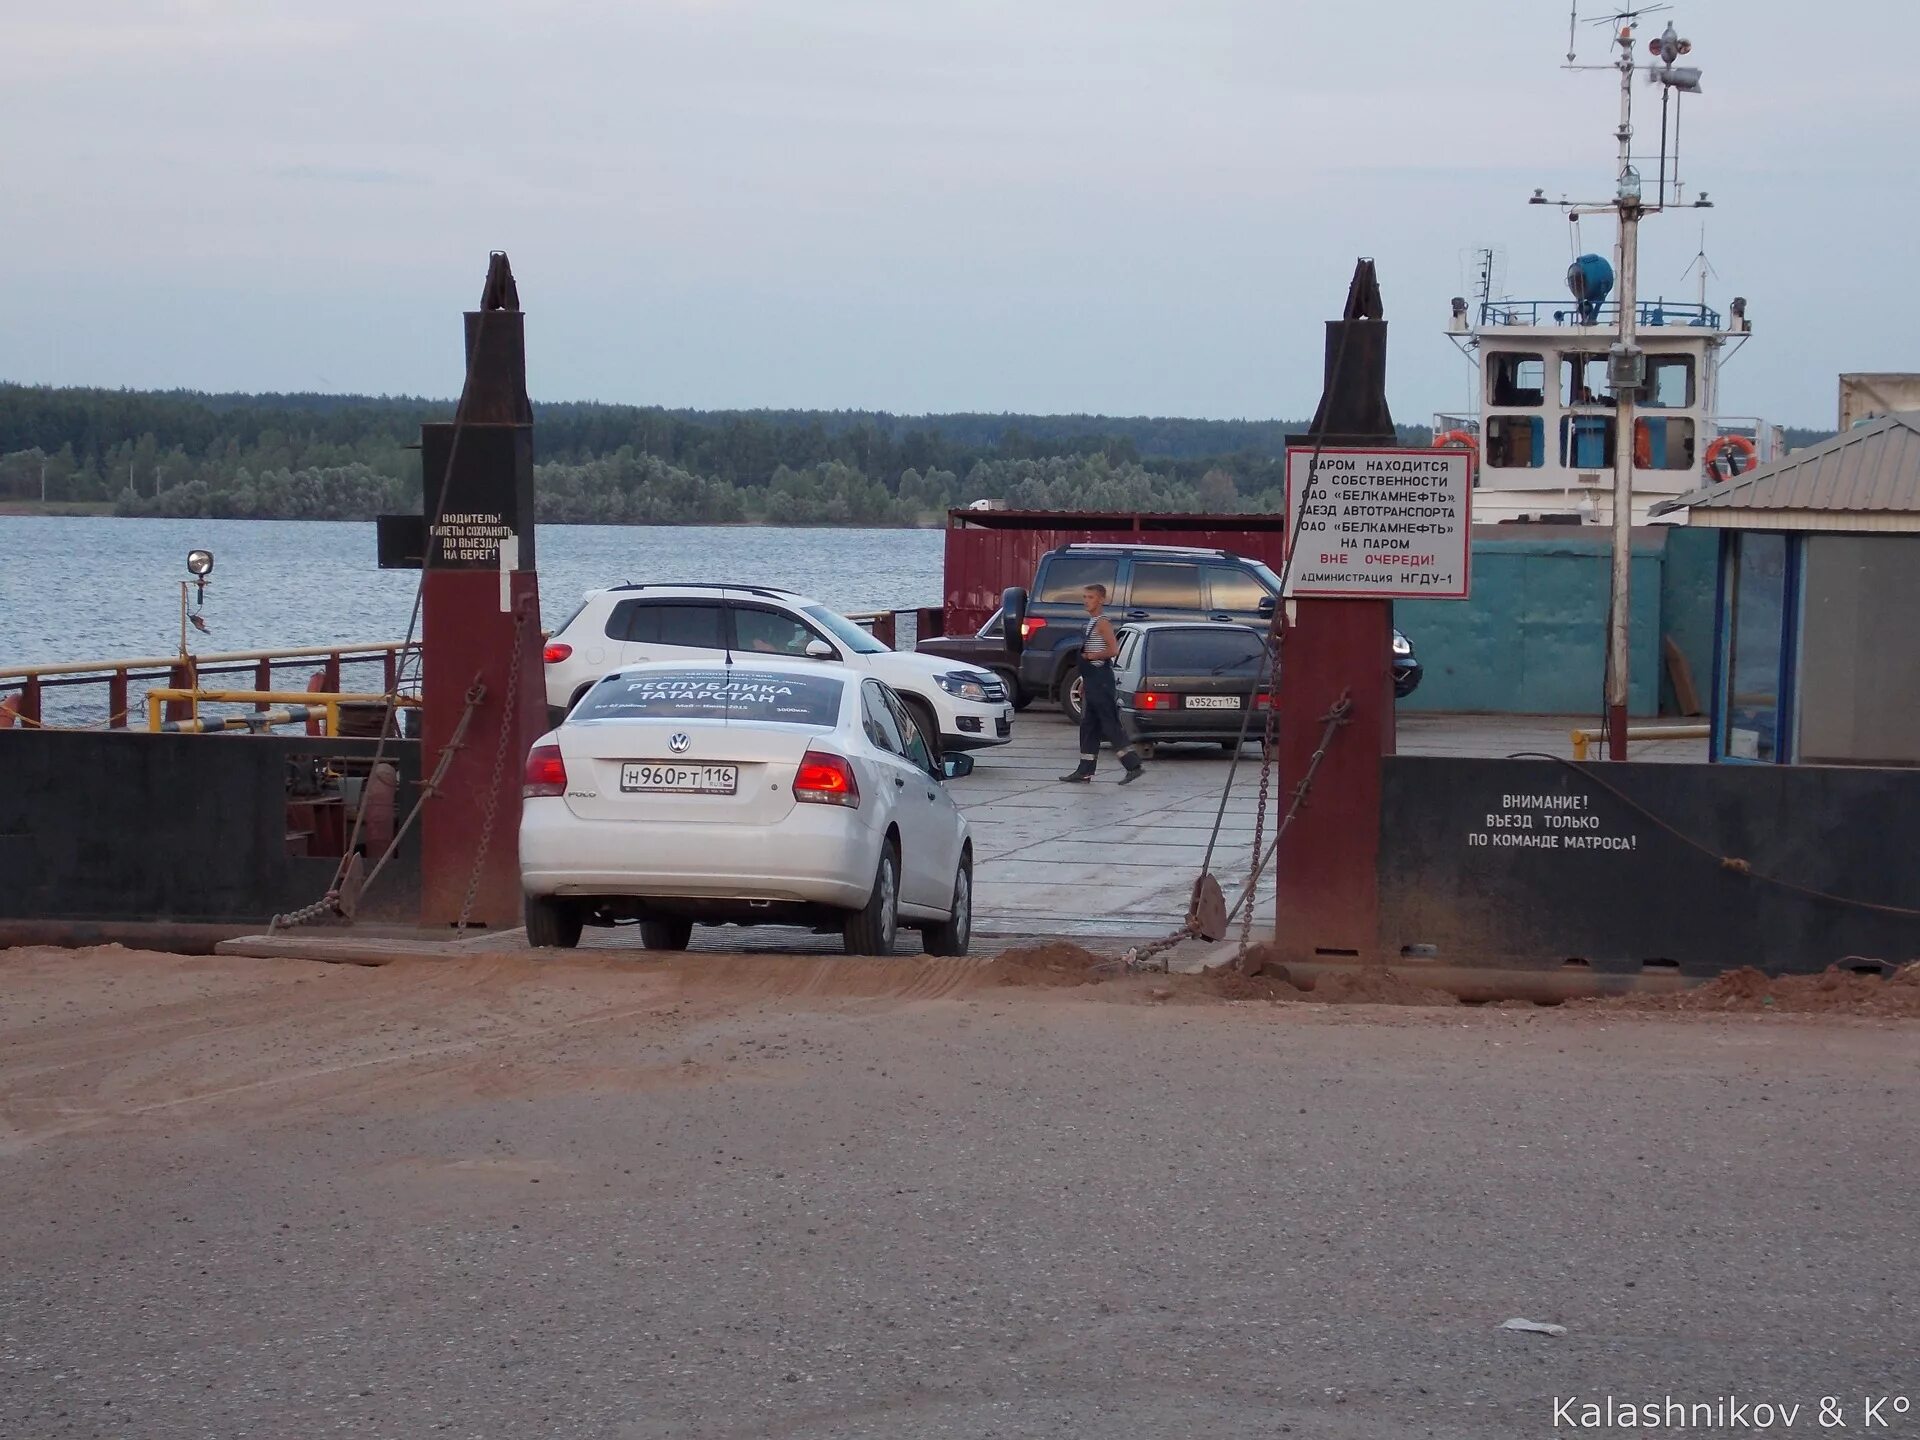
[1653,413,1920,766]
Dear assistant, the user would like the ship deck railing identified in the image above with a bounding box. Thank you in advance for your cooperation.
[1,609,939,731]
[1480,299,1724,330]
[0,641,418,730]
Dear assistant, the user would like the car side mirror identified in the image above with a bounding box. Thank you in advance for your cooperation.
[940,753,974,781]
[1001,587,1029,657]
[1257,595,1276,618]
[805,638,833,659]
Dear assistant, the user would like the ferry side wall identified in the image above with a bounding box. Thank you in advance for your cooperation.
[0,731,421,926]
[1395,527,1717,717]
[1377,756,1920,974]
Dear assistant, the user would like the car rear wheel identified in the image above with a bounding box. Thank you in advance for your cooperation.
[639,918,692,951]
[1219,739,1242,753]
[843,844,899,956]
[921,855,972,956]
[1061,672,1085,724]
[524,893,583,949]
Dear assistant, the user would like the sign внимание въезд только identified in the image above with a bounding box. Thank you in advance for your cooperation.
[1283,448,1470,599]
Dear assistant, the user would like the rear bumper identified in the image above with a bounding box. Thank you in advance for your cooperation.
[1121,706,1259,742]
[519,801,879,909]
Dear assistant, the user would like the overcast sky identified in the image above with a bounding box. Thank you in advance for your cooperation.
[3,0,1913,428]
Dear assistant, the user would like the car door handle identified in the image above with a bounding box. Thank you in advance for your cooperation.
[1125,609,1151,619]
[1209,613,1231,622]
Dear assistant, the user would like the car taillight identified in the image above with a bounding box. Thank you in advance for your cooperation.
[1254,692,1272,710]
[1019,617,1047,640]
[793,750,860,808]
[543,642,573,664]
[523,744,567,798]
[1133,691,1178,710]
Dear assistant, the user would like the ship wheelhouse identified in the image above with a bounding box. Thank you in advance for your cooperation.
[1446,296,1766,525]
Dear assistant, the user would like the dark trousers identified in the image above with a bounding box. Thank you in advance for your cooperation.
[1077,661,1135,765]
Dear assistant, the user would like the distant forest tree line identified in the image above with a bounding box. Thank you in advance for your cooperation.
[0,384,1834,526]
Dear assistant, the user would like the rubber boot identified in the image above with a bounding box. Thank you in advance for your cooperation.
[1059,759,1096,783]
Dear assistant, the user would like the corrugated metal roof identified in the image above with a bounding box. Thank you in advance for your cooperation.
[1653,412,1920,522]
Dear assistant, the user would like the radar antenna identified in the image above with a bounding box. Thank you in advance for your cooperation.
[1681,222,1717,309]
[1466,245,1507,323]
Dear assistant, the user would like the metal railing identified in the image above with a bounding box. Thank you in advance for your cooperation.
[0,609,940,732]
[1481,298,1723,330]
[0,641,417,730]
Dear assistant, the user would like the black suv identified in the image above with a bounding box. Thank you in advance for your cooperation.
[1001,542,1421,720]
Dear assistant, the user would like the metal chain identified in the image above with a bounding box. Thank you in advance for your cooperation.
[1106,691,1350,976]
[351,682,483,903]
[1105,625,1287,976]
[1220,693,1353,933]
[1109,918,1200,975]
[267,684,484,930]
[269,893,343,931]
[266,308,496,932]
[456,600,530,935]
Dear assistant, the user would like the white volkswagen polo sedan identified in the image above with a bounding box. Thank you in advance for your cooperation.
[519,660,974,957]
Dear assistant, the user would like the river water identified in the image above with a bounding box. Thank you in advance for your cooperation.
[0,517,946,667]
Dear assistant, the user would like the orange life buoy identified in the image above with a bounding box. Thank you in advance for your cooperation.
[1703,433,1758,481]
[305,671,328,735]
[1432,429,1478,452]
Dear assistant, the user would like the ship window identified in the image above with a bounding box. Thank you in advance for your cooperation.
[1559,415,1616,470]
[1557,416,1699,470]
[1644,355,1694,408]
[1635,417,1697,471]
[1560,354,1612,406]
[1487,353,1546,407]
[1485,415,1544,469]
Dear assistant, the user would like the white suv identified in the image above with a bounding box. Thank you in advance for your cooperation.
[543,584,1015,753]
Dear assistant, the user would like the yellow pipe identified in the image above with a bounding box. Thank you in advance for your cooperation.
[144,689,417,737]
[1570,723,1710,760]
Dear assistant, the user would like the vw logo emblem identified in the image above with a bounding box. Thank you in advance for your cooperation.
[668,733,691,754]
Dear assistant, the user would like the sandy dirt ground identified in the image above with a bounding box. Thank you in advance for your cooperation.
[3,944,1917,1439]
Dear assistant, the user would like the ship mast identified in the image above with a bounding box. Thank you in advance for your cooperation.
[1538,7,1709,760]
[1607,23,1643,764]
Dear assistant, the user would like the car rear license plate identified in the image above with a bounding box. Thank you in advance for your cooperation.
[620,762,738,795]
[1185,695,1241,710]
